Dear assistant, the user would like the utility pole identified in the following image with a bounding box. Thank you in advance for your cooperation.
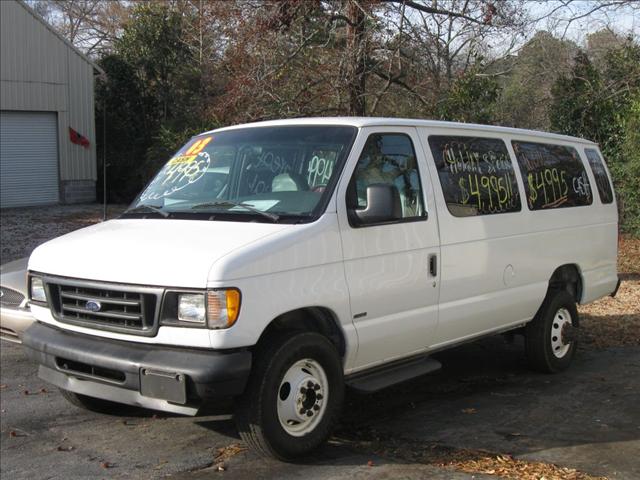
[102,97,107,222]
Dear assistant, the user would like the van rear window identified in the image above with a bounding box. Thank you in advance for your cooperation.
[428,136,521,217]
[512,141,593,210]
[584,148,614,204]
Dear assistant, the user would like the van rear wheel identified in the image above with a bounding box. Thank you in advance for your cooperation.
[234,332,344,460]
[525,290,578,373]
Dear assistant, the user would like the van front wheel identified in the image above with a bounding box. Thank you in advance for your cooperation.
[59,389,127,414]
[234,332,344,460]
[525,290,578,373]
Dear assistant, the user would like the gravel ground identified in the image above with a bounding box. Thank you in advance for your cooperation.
[1,204,638,479]
[0,204,125,264]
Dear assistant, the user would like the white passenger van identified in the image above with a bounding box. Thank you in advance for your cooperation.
[23,118,619,459]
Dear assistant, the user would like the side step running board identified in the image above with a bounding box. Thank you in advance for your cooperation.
[346,356,442,393]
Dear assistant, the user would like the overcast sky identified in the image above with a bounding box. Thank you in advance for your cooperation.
[526,0,639,43]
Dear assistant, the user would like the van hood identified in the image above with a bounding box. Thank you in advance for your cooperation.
[28,219,290,287]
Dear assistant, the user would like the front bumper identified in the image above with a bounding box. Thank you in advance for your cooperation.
[23,322,252,415]
[0,306,34,343]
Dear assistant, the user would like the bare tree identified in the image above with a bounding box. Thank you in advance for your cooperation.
[367,0,530,115]
[208,0,533,119]
[28,0,129,56]
[534,0,640,40]
[27,0,638,124]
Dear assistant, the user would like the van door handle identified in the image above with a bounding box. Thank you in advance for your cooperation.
[429,254,437,277]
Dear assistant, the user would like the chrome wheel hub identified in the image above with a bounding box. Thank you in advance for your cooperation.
[551,308,573,358]
[276,359,328,437]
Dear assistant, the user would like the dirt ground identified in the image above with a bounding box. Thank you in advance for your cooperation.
[1,204,638,479]
[579,235,640,350]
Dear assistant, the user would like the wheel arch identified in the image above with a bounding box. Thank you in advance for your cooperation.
[255,307,347,359]
[548,264,584,305]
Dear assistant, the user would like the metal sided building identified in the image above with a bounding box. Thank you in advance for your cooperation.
[0,0,101,208]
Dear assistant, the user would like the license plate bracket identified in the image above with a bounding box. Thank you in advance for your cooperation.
[140,368,187,404]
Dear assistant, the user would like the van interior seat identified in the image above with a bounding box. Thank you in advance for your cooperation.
[272,173,308,192]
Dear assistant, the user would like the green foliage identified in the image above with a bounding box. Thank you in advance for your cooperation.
[550,41,640,235]
[550,52,612,144]
[586,29,627,71]
[96,54,151,202]
[610,95,640,235]
[438,68,500,124]
[116,3,201,125]
[143,124,215,180]
[498,31,577,130]
[97,3,216,202]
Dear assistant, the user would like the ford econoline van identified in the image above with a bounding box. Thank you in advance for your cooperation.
[23,118,619,459]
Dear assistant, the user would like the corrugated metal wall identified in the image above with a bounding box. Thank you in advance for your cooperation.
[0,0,97,182]
[0,111,59,207]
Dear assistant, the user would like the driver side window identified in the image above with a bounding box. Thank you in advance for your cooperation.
[348,133,426,221]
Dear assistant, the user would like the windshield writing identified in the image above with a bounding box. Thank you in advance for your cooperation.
[132,126,356,220]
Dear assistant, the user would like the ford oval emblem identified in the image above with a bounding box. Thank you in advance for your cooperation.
[85,300,102,312]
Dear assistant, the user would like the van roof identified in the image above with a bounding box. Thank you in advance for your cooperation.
[206,117,598,146]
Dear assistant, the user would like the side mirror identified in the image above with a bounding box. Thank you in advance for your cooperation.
[350,184,402,225]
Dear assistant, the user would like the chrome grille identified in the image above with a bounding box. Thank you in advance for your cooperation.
[46,279,162,336]
[0,287,25,308]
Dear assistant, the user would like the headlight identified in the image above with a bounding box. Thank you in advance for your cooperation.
[30,277,46,303]
[163,289,241,329]
[207,289,241,329]
[178,293,206,324]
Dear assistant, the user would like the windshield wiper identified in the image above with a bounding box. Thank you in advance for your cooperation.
[123,204,170,218]
[191,201,279,222]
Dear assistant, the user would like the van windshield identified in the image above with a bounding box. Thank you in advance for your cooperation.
[126,126,357,222]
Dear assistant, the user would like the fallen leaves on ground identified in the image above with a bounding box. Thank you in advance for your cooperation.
[578,235,639,350]
[196,443,248,473]
[617,235,640,274]
[443,451,607,480]
[214,443,246,463]
[336,429,607,480]
[579,278,639,350]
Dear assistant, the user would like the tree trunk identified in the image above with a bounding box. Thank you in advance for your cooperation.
[346,1,366,116]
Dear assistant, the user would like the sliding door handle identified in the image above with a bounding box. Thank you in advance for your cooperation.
[429,254,437,277]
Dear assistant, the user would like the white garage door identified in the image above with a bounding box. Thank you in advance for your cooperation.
[1,111,59,208]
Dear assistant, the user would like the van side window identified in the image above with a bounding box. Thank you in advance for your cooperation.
[348,133,425,222]
[427,136,521,217]
[512,141,593,210]
[584,148,614,204]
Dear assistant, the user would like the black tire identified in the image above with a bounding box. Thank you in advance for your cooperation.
[234,331,344,460]
[525,290,578,373]
[59,389,127,414]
